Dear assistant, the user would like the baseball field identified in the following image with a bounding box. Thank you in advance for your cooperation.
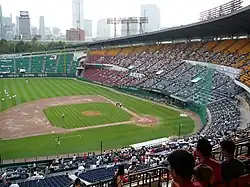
[0,78,197,160]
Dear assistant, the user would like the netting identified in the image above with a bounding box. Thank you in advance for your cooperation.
[187,66,215,125]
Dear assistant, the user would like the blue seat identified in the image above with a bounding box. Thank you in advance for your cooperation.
[18,175,72,187]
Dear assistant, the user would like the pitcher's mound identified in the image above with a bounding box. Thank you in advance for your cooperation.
[82,111,101,116]
[132,116,159,127]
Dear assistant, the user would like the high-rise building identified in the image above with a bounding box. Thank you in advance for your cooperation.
[0,5,3,39]
[31,26,38,36]
[2,14,14,40]
[83,19,92,37]
[15,16,19,36]
[3,16,12,25]
[97,19,110,39]
[66,28,85,41]
[39,16,45,37]
[72,0,84,29]
[140,4,160,32]
[19,11,31,40]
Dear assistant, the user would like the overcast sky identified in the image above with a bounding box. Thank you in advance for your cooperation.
[1,0,250,35]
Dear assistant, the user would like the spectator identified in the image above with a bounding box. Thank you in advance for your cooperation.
[167,150,202,187]
[238,142,250,160]
[128,162,137,174]
[220,139,244,182]
[115,165,128,187]
[196,138,221,183]
[73,154,76,161]
[193,164,213,187]
[72,178,81,187]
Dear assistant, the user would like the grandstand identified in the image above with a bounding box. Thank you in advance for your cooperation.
[0,52,77,75]
[1,2,250,187]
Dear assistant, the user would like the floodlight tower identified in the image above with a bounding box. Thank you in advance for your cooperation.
[107,17,148,38]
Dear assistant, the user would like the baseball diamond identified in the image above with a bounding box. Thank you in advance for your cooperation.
[0,78,197,160]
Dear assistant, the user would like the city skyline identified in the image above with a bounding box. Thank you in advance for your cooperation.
[1,0,250,36]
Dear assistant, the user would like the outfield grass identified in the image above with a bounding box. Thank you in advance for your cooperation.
[0,78,195,159]
[44,103,132,128]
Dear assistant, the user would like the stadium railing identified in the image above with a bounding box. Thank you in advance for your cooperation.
[85,166,250,187]
[85,167,170,187]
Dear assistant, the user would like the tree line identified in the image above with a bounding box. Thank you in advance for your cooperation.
[0,38,77,55]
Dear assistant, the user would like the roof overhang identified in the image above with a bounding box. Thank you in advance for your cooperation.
[86,5,250,48]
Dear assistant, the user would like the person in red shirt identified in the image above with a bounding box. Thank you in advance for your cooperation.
[115,164,128,187]
[167,150,202,187]
[83,153,87,161]
[193,164,214,187]
[196,138,222,184]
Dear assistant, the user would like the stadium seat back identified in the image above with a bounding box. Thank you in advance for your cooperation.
[233,174,250,187]
[212,174,250,187]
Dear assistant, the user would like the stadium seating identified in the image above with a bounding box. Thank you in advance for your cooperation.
[78,167,116,182]
[82,40,248,138]
[78,164,150,183]
[18,175,72,187]
[30,55,45,73]
[44,55,57,73]
[0,52,75,74]
[205,99,241,137]
[83,39,250,88]
[15,57,30,73]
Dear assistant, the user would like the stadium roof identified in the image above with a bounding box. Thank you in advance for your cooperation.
[87,5,250,48]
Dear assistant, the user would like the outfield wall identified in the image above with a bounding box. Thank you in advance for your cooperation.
[0,73,76,78]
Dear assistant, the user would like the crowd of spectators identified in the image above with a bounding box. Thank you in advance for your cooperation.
[84,42,242,104]
[167,138,250,187]
[1,127,249,186]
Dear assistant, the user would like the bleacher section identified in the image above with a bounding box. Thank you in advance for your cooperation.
[0,52,76,74]
[84,39,250,87]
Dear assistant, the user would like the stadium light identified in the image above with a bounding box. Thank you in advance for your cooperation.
[179,124,183,138]
[107,17,148,38]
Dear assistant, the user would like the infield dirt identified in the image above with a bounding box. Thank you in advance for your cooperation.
[0,95,160,140]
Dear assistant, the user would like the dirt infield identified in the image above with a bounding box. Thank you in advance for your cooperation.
[0,95,161,140]
[0,95,108,140]
[0,92,202,140]
[82,111,101,116]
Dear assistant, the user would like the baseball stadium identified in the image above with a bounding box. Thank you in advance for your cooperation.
[1,1,250,187]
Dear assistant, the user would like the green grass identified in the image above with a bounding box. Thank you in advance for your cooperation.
[0,78,195,159]
[44,103,132,128]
